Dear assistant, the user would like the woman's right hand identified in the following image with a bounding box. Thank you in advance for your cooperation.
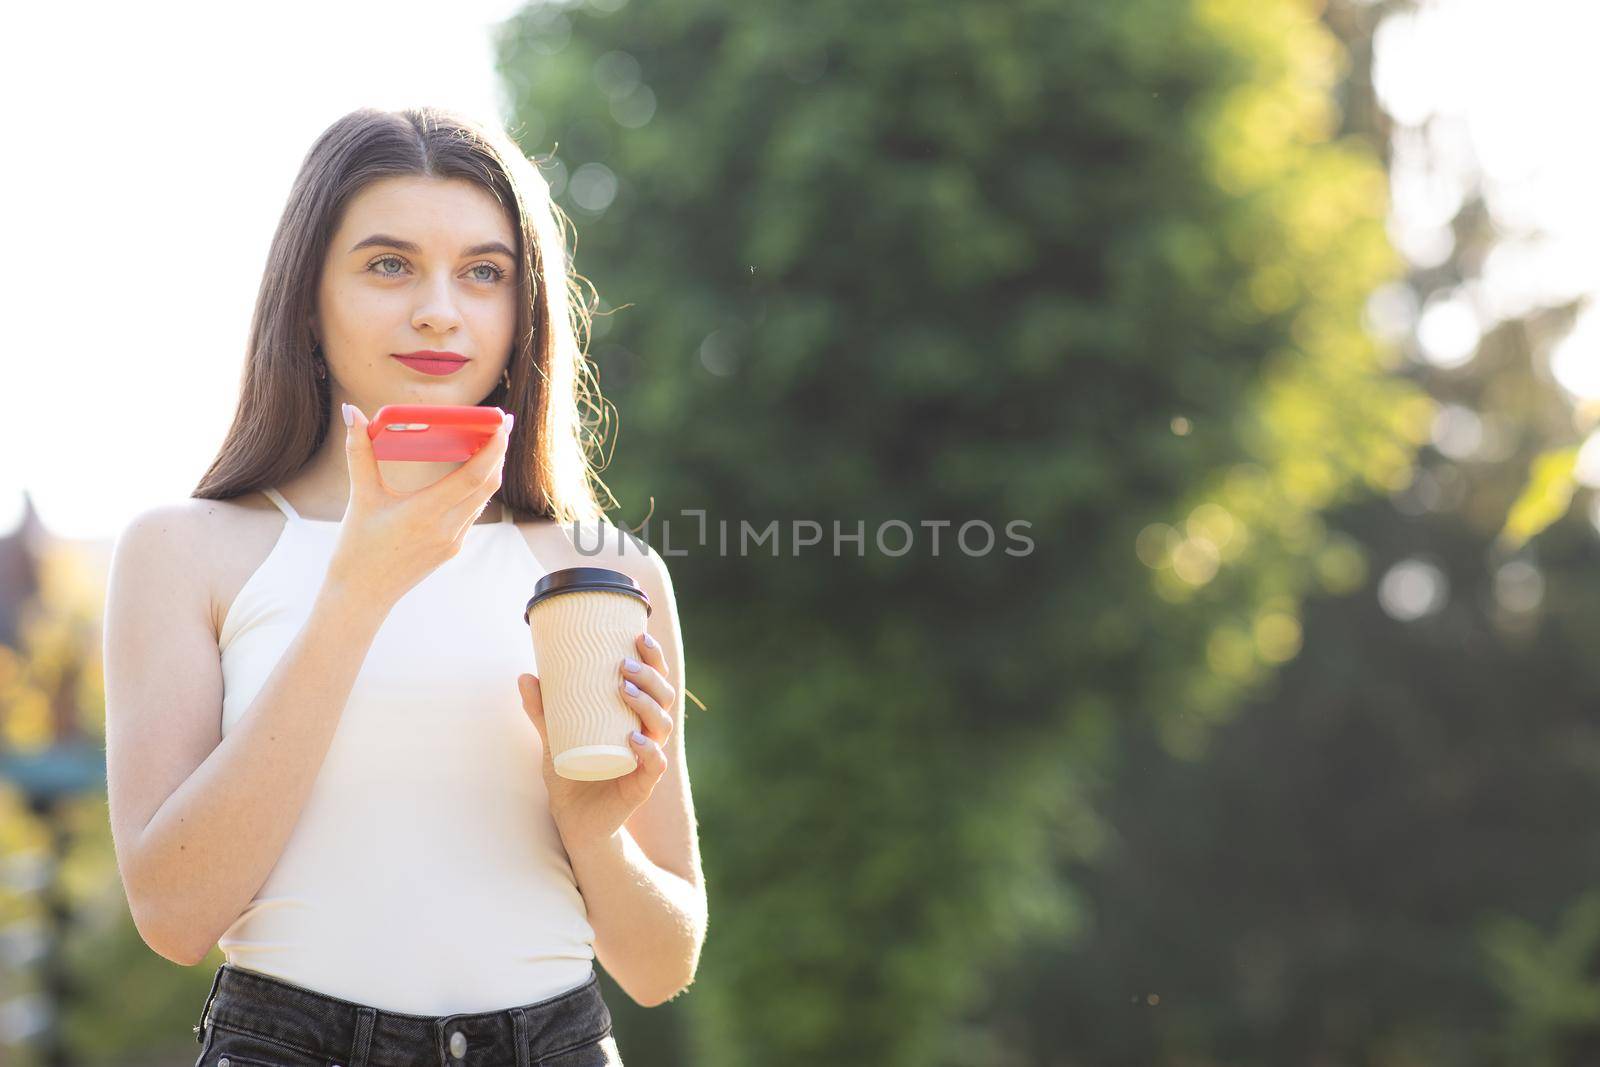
[325,402,513,610]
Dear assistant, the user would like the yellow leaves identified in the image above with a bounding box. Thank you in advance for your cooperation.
[1196,2,1353,196]
[1207,623,1258,680]
[1189,503,1247,561]
[1,687,51,749]
[1202,601,1302,703]
[1397,394,1441,446]
[1314,533,1369,596]
[1499,445,1582,552]
[1248,262,1300,315]
[1193,0,1344,90]
[1365,442,1419,495]
[1139,504,1253,598]
[0,542,107,754]
[1254,610,1303,663]
[1206,87,1304,195]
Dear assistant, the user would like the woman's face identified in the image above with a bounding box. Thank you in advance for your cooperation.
[313,175,519,410]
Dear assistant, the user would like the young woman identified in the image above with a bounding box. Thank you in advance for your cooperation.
[101,106,705,1067]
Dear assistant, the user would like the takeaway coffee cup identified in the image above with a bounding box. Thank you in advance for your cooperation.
[523,567,654,781]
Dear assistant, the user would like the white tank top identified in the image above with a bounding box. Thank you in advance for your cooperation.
[215,487,596,1015]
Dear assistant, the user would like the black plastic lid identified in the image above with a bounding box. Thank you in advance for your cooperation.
[524,566,652,624]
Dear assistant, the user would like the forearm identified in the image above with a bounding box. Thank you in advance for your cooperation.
[564,826,707,1006]
[128,580,391,964]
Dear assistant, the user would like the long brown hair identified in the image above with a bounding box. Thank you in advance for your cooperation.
[193,105,617,524]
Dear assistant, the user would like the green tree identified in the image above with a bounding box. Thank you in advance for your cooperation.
[495,0,1426,1062]
[959,1,1600,1063]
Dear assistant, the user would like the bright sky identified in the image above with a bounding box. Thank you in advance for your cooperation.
[4,0,1598,542]
[1372,0,1600,385]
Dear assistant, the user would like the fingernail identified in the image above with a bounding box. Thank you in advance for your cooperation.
[342,403,354,426]
[623,657,642,674]
[631,730,648,745]
[642,634,657,650]
[624,679,642,697]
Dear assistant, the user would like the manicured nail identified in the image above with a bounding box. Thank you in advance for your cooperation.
[342,403,354,426]
[624,679,642,697]
[631,730,648,745]
[623,657,641,674]
[642,634,657,650]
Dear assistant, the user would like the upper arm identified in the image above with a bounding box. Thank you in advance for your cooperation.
[102,503,225,926]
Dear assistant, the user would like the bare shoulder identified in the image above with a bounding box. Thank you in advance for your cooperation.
[121,493,288,642]
[108,501,207,612]
[518,515,669,584]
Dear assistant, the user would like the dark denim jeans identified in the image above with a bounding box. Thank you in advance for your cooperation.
[191,963,622,1067]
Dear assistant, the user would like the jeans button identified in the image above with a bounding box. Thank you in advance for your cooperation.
[219,1059,230,1067]
[449,1030,468,1058]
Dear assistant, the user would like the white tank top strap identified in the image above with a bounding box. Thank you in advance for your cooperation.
[261,487,303,522]
[499,499,513,524]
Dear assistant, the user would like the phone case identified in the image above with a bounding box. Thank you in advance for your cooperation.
[367,404,505,462]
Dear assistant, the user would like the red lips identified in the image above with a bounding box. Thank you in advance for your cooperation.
[392,352,469,376]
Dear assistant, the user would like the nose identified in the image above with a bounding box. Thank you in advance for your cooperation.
[410,272,464,336]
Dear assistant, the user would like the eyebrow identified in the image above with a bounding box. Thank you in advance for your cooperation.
[348,234,517,258]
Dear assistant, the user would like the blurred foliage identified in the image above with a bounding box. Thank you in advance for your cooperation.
[1,542,216,1065]
[953,2,1600,1064]
[1482,892,1600,1067]
[1,547,105,752]
[496,0,1426,1062]
[1500,445,1580,551]
[973,323,1600,1063]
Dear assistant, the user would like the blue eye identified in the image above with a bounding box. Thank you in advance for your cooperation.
[365,255,508,284]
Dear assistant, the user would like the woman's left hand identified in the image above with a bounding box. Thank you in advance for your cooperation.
[518,631,676,851]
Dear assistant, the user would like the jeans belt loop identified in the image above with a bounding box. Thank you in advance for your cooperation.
[193,963,227,1044]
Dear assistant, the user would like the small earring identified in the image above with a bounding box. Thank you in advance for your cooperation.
[500,367,512,390]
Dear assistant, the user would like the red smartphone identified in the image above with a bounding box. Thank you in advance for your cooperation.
[367,404,506,462]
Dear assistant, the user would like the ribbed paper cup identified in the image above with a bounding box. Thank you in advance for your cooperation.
[524,567,653,781]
